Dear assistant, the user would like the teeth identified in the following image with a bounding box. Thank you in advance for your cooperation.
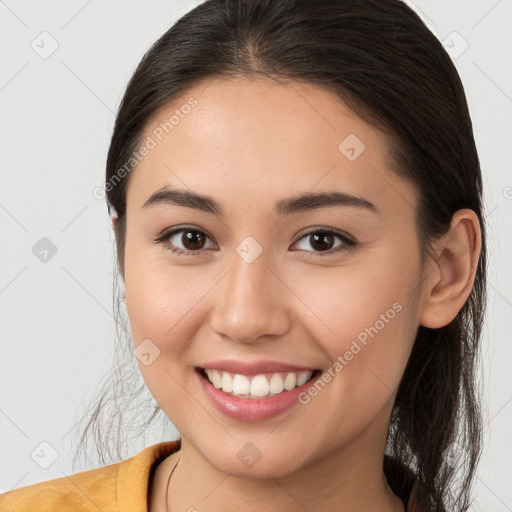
[203,369,314,398]
[250,375,270,397]
[232,374,250,395]
[221,371,233,392]
[269,373,284,394]
[211,370,222,388]
[296,371,311,387]
[283,372,297,390]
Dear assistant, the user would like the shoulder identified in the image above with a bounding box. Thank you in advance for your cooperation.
[0,463,119,512]
[0,441,180,512]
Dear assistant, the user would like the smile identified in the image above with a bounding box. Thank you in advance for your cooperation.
[201,368,318,399]
[196,364,323,422]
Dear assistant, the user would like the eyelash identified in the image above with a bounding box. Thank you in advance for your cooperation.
[153,225,357,258]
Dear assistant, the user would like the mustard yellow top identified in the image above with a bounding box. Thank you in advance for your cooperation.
[0,440,180,512]
[0,441,419,511]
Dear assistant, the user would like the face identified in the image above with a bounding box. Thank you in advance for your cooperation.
[123,76,425,478]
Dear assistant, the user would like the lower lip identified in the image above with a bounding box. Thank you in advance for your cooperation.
[196,368,321,422]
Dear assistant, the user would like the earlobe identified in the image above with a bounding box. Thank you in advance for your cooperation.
[111,215,118,231]
[419,209,482,329]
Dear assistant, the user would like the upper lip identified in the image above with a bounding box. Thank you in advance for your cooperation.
[199,359,318,376]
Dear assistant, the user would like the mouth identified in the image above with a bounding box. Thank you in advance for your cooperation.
[196,367,322,399]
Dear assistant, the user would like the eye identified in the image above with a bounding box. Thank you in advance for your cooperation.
[154,226,357,257]
[291,228,356,257]
[153,226,216,256]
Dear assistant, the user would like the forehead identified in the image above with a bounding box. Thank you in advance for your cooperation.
[127,76,417,218]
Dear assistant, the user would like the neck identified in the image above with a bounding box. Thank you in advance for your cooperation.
[165,436,405,512]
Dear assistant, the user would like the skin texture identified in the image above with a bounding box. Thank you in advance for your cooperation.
[118,76,482,512]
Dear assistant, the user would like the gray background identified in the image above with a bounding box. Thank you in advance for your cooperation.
[1,0,511,510]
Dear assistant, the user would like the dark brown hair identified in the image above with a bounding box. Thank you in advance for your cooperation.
[72,1,487,510]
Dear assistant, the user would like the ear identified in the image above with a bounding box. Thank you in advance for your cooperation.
[111,214,118,231]
[419,209,482,329]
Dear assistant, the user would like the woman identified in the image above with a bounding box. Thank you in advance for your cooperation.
[0,0,486,511]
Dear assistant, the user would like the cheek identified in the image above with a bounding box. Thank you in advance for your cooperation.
[292,274,417,443]
[125,251,192,336]
[124,259,223,366]
[291,248,419,396]
[124,262,205,424]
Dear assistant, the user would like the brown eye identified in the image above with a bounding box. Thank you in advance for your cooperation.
[179,229,208,250]
[308,233,336,252]
[155,227,216,255]
[292,229,356,257]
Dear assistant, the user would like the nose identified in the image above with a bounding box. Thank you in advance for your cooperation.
[209,246,292,344]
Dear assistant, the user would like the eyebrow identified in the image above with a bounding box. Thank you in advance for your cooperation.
[142,186,379,217]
